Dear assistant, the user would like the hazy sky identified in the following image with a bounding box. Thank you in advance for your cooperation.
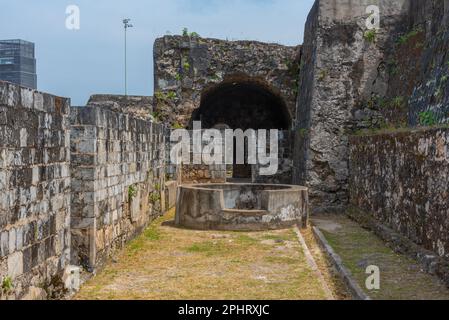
[0,0,315,105]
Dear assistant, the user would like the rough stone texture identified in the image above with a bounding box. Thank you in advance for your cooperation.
[350,128,449,259]
[87,94,154,122]
[170,129,292,184]
[405,0,449,125]
[293,0,410,213]
[0,81,71,300]
[153,35,300,127]
[164,181,178,210]
[70,106,166,270]
[176,184,309,231]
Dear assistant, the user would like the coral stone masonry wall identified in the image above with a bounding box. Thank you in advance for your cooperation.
[153,35,300,127]
[293,0,410,212]
[350,128,449,258]
[0,81,71,300]
[70,106,166,270]
[87,94,154,122]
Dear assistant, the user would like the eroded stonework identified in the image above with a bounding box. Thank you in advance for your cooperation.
[153,35,300,127]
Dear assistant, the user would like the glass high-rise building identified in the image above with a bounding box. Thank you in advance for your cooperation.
[0,39,37,89]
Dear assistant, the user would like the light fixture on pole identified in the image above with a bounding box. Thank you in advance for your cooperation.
[123,18,133,96]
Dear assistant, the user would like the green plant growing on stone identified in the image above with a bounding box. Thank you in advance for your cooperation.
[175,73,182,81]
[387,59,398,76]
[151,112,161,122]
[390,96,406,110]
[149,192,161,204]
[1,276,13,294]
[183,61,191,72]
[298,128,309,138]
[397,26,423,45]
[364,29,377,43]
[318,69,327,81]
[419,111,437,127]
[154,91,165,101]
[155,90,177,103]
[154,183,161,192]
[128,185,138,200]
[166,91,177,100]
[181,28,200,38]
[172,122,184,129]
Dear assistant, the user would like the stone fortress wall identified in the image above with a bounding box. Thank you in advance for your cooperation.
[2,0,449,299]
[70,106,167,270]
[0,81,172,300]
[0,82,71,299]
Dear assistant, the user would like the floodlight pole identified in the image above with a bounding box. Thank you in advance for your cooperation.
[123,18,133,96]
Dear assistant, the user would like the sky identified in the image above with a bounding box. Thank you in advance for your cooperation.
[0,0,315,105]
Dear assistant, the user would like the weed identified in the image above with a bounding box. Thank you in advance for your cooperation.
[364,29,377,43]
[318,69,327,81]
[1,276,13,294]
[397,26,423,45]
[298,128,309,138]
[172,122,184,129]
[149,192,161,204]
[183,61,191,72]
[155,90,177,102]
[181,28,200,38]
[128,185,138,200]
[390,96,406,110]
[419,111,437,127]
[387,59,398,76]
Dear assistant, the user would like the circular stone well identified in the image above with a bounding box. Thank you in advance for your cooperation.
[175,184,309,231]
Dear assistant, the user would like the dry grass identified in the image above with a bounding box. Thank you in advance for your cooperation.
[75,209,330,300]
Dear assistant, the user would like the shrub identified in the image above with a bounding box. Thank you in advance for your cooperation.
[419,111,437,127]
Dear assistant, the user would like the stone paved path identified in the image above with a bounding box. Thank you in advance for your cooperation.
[75,209,341,300]
[313,214,449,300]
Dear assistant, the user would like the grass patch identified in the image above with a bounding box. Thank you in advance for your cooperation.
[262,230,296,242]
[265,256,300,265]
[185,241,231,257]
[75,209,331,300]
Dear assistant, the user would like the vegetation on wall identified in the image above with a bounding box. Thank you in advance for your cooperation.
[128,185,138,200]
[182,28,200,38]
[364,29,377,43]
[419,111,438,127]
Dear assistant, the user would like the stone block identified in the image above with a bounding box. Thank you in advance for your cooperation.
[7,251,23,278]
[0,231,9,257]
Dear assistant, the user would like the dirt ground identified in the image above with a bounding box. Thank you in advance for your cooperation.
[75,209,344,300]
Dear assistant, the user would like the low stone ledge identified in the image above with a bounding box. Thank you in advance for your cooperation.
[175,183,309,231]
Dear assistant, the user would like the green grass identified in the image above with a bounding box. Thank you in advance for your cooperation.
[185,241,231,257]
[364,29,377,43]
[317,214,449,300]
